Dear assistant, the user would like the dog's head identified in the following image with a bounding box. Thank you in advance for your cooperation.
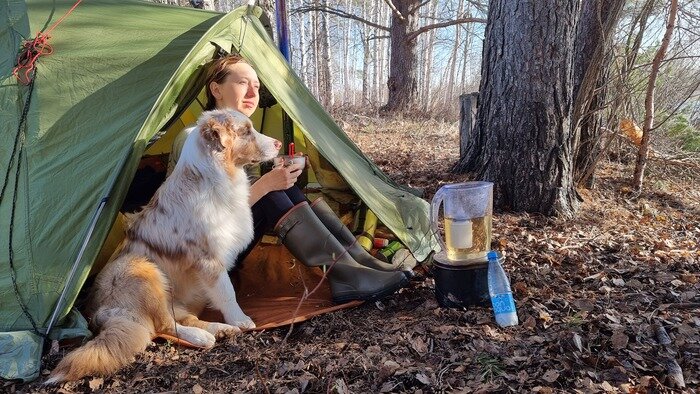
[195,109,281,173]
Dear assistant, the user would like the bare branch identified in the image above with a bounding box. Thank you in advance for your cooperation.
[292,5,390,32]
[465,0,488,14]
[368,35,391,41]
[624,0,657,72]
[629,54,700,72]
[407,16,487,41]
[409,0,431,15]
[383,0,405,21]
[650,79,700,132]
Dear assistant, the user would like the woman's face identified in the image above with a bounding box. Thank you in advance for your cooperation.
[210,62,260,117]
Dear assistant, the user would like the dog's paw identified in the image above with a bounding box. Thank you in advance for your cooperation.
[229,315,256,330]
[206,322,241,340]
[177,325,216,349]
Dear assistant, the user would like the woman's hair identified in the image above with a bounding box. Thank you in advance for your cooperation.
[203,54,248,111]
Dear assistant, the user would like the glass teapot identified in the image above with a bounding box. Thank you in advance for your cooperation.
[430,182,493,262]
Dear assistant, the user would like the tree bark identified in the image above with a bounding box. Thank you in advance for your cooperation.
[460,4,474,93]
[371,0,380,104]
[318,0,334,108]
[572,0,626,188]
[342,0,351,103]
[459,92,478,158]
[361,1,371,104]
[453,0,581,217]
[633,0,678,191]
[298,4,308,87]
[421,0,437,110]
[257,0,276,39]
[445,0,464,104]
[382,0,420,111]
[311,4,320,98]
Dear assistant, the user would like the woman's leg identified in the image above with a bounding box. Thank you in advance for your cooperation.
[310,198,415,273]
[272,200,408,303]
[234,187,302,265]
[283,185,306,205]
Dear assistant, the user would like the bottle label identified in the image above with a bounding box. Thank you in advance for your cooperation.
[491,293,516,314]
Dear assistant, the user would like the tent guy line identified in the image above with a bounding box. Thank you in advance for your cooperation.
[12,0,82,85]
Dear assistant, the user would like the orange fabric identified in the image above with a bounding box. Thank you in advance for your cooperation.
[202,243,362,330]
[152,333,208,349]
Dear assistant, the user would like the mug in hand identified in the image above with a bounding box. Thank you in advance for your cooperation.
[274,155,306,169]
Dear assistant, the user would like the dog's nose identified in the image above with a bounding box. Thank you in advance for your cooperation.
[274,140,282,151]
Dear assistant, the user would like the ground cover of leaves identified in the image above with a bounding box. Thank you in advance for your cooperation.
[11,112,699,393]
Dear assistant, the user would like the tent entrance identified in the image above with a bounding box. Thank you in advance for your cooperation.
[90,85,374,330]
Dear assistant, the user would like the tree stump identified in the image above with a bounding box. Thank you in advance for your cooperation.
[459,92,478,158]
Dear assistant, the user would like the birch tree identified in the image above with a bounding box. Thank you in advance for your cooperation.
[317,0,334,107]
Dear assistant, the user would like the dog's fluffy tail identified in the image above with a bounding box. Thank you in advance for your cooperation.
[46,316,151,384]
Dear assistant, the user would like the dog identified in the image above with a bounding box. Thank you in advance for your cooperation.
[47,109,281,383]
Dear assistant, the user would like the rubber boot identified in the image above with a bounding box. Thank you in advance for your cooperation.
[310,198,415,276]
[274,202,408,303]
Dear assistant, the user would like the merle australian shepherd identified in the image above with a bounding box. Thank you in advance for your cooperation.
[48,109,281,383]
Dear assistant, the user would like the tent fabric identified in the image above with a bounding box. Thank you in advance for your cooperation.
[0,0,438,381]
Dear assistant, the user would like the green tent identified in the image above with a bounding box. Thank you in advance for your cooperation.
[0,0,439,381]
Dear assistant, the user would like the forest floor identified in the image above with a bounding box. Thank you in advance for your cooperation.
[11,112,700,393]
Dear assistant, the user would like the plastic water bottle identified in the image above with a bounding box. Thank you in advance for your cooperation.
[487,251,518,327]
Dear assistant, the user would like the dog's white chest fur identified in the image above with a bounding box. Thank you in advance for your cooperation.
[194,170,253,268]
[156,163,254,270]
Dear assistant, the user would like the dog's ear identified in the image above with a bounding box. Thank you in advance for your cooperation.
[200,117,235,151]
[234,119,255,137]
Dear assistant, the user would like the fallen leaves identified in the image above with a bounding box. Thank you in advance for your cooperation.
[88,377,103,391]
[409,336,429,354]
[611,330,629,350]
[541,369,560,383]
[18,119,700,393]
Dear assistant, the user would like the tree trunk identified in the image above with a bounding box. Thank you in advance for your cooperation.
[311,5,320,98]
[421,0,437,111]
[460,4,474,93]
[298,5,308,87]
[342,0,351,104]
[453,0,581,217]
[318,0,334,108]
[374,1,387,105]
[373,2,382,104]
[459,93,478,158]
[572,0,626,188]
[361,1,371,104]
[257,0,276,39]
[445,0,464,104]
[380,6,391,104]
[383,0,420,111]
[633,0,678,191]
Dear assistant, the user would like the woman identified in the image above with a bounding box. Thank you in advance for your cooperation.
[169,55,408,303]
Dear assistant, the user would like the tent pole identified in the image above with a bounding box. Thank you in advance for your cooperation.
[45,196,109,336]
[275,0,290,61]
[275,0,295,160]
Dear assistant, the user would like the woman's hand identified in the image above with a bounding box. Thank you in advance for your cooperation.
[248,162,303,206]
[262,164,303,191]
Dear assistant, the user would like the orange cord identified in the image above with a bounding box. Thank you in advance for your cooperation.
[12,0,83,85]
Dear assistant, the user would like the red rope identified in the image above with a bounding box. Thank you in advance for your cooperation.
[12,0,83,85]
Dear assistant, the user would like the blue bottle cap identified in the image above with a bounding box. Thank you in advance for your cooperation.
[487,251,499,261]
